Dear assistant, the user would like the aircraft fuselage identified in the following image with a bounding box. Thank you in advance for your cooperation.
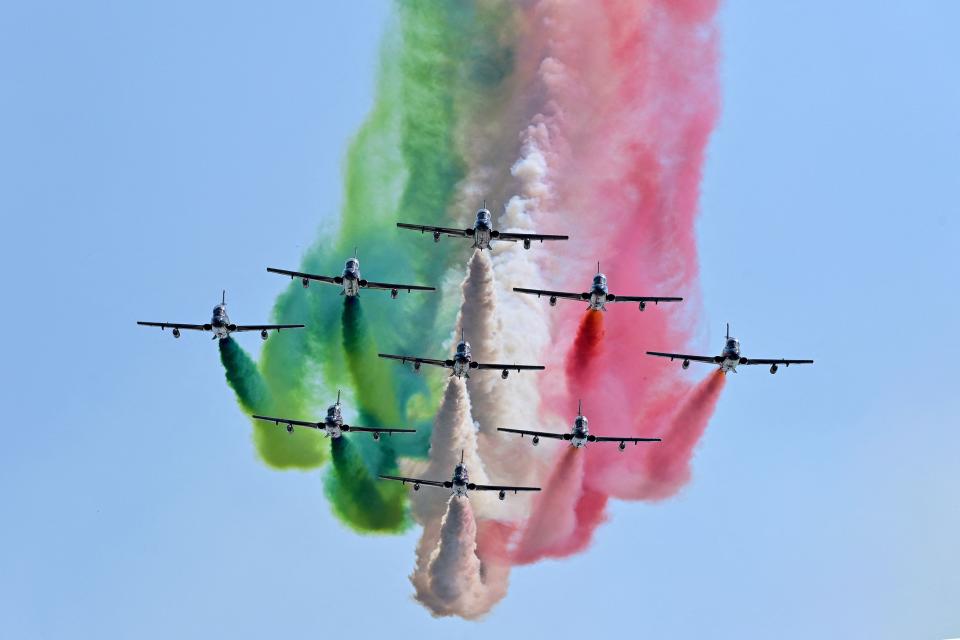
[451,341,473,378]
[570,414,591,448]
[472,210,493,250]
[323,403,345,438]
[341,258,362,297]
[210,305,232,340]
[451,463,470,496]
[587,285,609,311]
[719,338,742,373]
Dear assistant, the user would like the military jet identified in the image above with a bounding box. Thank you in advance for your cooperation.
[514,263,683,311]
[498,401,662,451]
[137,291,304,341]
[267,252,434,299]
[251,392,415,440]
[378,331,545,379]
[646,323,814,374]
[379,451,540,501]
[397,205,568,251]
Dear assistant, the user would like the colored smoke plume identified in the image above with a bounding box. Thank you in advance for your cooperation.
[219,337,327,469]
[566,310,606,393]
[511,447,608,564]
[413,495,510,620]
[324,436,410,533]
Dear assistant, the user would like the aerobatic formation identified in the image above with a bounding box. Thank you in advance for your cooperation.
[137,1,814,620]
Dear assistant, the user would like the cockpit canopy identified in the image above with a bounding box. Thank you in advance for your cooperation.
[345,258,359,271]
[326,405,338,417]
[454,463,468,481]
[476,208,492,224]
[213,304,226,315]
[592,273,607,287]
[725,338,739,351]
[574,415,589,431]
[456,341,470,354]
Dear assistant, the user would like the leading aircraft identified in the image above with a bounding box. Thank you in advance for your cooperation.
[498,401,662,451]
[137,291,304,341]
[378,331,545,379]
[397,205,569,251]
[379,451,540,501]
[514,263,683,312]
[266,252,434,299]
[251,392,415,440]
[646,323,814,374]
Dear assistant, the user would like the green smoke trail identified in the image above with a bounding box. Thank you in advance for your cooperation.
[325,437,411,533]
[219,337,328,468]
[219,1,522,531]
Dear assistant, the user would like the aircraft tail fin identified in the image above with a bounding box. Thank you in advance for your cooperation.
[726,322,730,339]
[460,449,464,464]
[578,399,582,416]
[222,290,226,305]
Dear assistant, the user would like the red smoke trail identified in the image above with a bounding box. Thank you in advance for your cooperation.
[565,310,605,393]
[511,447,608,564]
[639,370,726,499]
[514,0,721,563]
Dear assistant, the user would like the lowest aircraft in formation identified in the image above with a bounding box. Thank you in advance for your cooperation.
[267,252,434,299]
[498,401,662,451]
[137,291,304,341]
[378,331,545,379]
[397,205,569,251]
[251,392,415,440]
[646,324,814,374]
[379,451,541,501]
[514,264,683,312]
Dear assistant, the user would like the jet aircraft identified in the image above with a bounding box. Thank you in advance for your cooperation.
[379,451,540,501]
[646,323,814,374]
[514,264,682,311]
[252,392,415,440]
[267,253,434,299]
[137,291,304,341]
[378,331,545,379]
[498,401,662,451]
[397,205,568,251]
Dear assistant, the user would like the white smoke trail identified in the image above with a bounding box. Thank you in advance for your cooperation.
[411,496,511,619]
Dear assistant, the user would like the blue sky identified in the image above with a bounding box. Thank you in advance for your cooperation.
[1,1,957,638]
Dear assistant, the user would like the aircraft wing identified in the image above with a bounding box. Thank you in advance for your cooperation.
[377,353,452,369]
[472,362,546,371]
[343,425,417,435]
[645,351,722,364]
[588,435,663,443]
[497,427,567,440]
[252,415,320,430]
[468,483,541,493]
[231,324,305,332]
[495,230,569,243]
[137,321,210,331]
[362,280,436,293]
[379,475,451,489]
[606,294,683,304]
[738,357,814,366]
[513,287,587,302]
[267,267,339,285]
[397,222,471,238]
